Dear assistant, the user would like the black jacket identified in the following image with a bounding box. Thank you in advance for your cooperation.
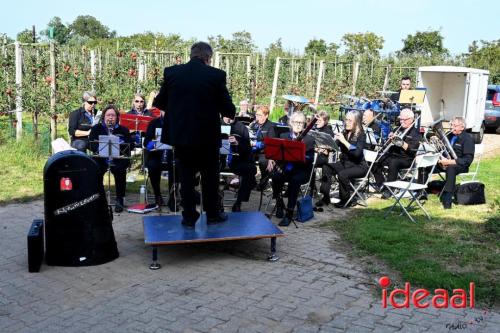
[153,58,235,147]
[127,108,153,117]
[89,122,132,170]
[143,116,165,161]
[314,124,334,138]
[68,107,98,141]
[249,119,276,154]
[229,120,252,164]
[449,131,475,170]
[337,130,367,165]
[389,126,421,159]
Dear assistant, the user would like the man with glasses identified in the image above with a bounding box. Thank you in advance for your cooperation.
[249,105,276,190]
[372,108,421,199]
[438,117,475,209]
[68,91,100,152]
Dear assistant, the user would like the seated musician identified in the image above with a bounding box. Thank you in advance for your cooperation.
[278,100,292,125]
[317,111,368,208]
[143,109,179,211]
[271,112,315,226]
[313,111,335,166]
[127,93,153,116]
[249,105,276,189]
[439,116,475,209]
[372,108,421,199]
[363,109,381,149]
[221,117,257,212]
[68,91,100,152]
[89,105,133,213]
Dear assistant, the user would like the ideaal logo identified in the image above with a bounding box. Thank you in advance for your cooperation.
[378,276,475,309]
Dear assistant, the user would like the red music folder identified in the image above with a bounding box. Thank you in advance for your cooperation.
[120,114,154,132]
[263,137,306,163]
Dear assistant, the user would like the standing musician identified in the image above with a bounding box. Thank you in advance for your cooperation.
[221,117,257,212]
[390,76,412,104]
[89,105,133,213]
[68,91,100,152]
[372,108,421,199]
[270,112,315,227]
[438,116,475,209]
[249,105,276,189]
[317,111,368,208]
[153,42,236,227]
[143,109,179,211]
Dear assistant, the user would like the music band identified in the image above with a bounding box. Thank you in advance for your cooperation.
[69,45,478,225]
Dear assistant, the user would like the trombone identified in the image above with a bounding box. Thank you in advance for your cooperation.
[376,115,420,162]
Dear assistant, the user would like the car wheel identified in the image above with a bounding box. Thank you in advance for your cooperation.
[472,123,485,143]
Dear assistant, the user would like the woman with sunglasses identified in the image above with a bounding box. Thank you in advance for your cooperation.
[270,111,315,226]
[127,93,152,117]
[68,91,100,152]
[318,110,368,208]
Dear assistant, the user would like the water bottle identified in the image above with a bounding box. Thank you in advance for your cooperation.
[139,185,146,204]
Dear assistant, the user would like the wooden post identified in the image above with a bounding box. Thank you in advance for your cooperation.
[15,42,23,141]
[314,60,324,106]
[138,51,146,82]
[90,50,96,91]
[270,57,281,114]
[214,51,220,68]
[351,61,360,97]
[49,42,57,143]
[382,64,391,92]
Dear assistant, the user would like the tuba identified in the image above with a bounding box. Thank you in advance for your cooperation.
[429,119,457,160]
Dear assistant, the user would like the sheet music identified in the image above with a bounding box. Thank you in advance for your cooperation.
[154,128,172,150]
[221,125,231,135]
[365,127,377,145]
[98,135,120,158]
[220,139,231,155]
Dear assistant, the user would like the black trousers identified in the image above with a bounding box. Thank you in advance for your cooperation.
[230,161,257,203]
[272,167,310,211]
[175,146,220,220]
[373,155,413,186]
[257,153,271,182]
[324,161,368,202]
[441,164,468,193]
[98,165,127,200]
[146,151,178,200]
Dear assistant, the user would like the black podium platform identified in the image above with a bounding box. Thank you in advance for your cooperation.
[143,212,284,269]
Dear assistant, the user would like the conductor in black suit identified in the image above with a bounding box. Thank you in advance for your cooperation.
[153,42,236,227]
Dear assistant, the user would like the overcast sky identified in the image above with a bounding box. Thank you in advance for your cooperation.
[2,0,497,55]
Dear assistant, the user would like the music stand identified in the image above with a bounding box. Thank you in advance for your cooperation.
[150,128,177,213]
[93,135,132,207]
[364,128,378,147]
[308,130,339,152]
[399,88,426,128]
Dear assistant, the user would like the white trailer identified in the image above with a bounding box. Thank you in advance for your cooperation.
[417,66,489,143]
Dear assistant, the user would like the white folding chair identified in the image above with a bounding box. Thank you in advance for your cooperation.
[457,143,484,183]
[344,149,378,207]
[383,153,440,223]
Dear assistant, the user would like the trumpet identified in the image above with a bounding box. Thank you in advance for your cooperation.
[377,115,420,161]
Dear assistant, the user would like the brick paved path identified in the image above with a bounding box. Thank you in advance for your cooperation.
[0,200,498,332]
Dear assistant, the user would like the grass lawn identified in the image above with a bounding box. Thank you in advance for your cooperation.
[322,156,500,307]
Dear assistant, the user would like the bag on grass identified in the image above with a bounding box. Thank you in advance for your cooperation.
[296,195,314,222]
[454,182,486,205]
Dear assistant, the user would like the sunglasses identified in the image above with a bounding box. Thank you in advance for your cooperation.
[86,100,97,105]
[134,100,144,103]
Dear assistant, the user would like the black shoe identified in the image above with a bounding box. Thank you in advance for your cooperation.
[114,198,124,213]
[442,201,452,209]
[182,211,200,228]
[441,192,453,209]
[416,191,428,201]
[315,196,330,207]
[278,216,291,227]
[207,212,228,225]
[232,202,241,212]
